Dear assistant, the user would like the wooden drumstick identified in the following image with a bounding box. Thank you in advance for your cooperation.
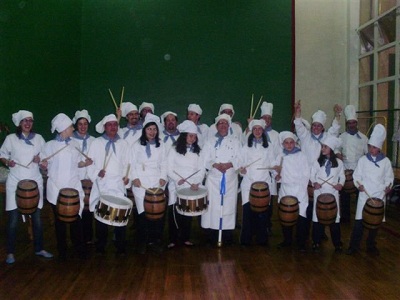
[237,158,261,173]
[356,181,372,199]
[120,86,125,107]
[13,161,29,169]
[173,170,192,186]
[140,184,154,194]
[251,95,263,118]
[108,89,118,110]
[250,93,254,118]
[26,152,40,167]
[184,169,201,182]
[318,176,335,187]
[125,163,131,178]
[41,144,69,162]
[74,146,91,160]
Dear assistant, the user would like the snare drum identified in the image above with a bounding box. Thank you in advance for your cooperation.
[95,195,133,227]
[16,180,39,215]
[176,186,208,216]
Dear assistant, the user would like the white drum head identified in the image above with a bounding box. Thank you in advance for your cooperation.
[176,186,207,200]
[99,195,133,209]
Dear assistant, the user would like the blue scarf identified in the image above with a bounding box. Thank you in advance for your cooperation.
[214,133,225,148]
[123,124,142,139]
[102,134,120,154]
[283,147,301,155]
[55,134,71,144]
[146,140,156,158]
[366,153,385,167]
[346,129,362,139]
[163,129,179,143]
[18,132,35,146]
[325,159,332,176]
[311,132,324,142]
[73,131,90,152]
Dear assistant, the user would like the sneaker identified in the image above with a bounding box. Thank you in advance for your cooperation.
[35,250,54,259]
[6,254,15,264]
[167,243,176,249]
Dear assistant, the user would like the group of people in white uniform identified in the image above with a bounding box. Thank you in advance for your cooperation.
[0,99,394,263]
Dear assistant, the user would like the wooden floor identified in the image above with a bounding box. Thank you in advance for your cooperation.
[0,194,400,300]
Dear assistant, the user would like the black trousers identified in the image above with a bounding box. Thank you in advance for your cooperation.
[95,220,127,252]
[168,205,192,244]
[240,202,268,245]
[137,212,165,245]
[349,219,378,250]
[312,221,341,247]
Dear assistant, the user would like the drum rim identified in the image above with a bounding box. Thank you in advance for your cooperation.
[97,194,133,208]
[176,186,208,199]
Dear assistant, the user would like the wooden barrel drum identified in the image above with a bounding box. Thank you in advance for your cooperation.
[249,181,270,213]
[343,169,357,194]
[278,196,299,227]
[16,180,39,215]
[362,197,384,229]
[144,188,166,220]
[57,188,80,222]
[316,193,337,225]
[81,179,92,211]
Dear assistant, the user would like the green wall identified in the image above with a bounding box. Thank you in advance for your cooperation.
[1,0,293,140]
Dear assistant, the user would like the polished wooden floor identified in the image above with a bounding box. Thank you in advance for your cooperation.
[1,194,400,300]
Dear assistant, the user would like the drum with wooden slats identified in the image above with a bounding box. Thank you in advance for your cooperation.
[316,193,337,225]
[249,181,270,213]
[278,196,299,227]
[144,188,166,220]
[362,197,384,229]
[57,188,80,222]
[16,180,39,215]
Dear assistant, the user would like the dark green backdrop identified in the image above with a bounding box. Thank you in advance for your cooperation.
[1,0,293,140]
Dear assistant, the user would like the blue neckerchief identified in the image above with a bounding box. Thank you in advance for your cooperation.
[145,140,156,158]
[197,125,202,135]
[214,133,224,148]
[102,134,120,154]
[283,147,301,155]
[229,127,233,135]
[311,132,324,142]
[366,153,385,167]
[73,131,90,152]
[253,138,262,148]
[346,129,362,139]
[123,124,142,139]
[325,159,332,176]
[18,132,35,146]
[163,129,179,143]
[55,134,71,144]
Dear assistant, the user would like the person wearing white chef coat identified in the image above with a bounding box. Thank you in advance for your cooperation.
[275,131,310,252]
[72,109,95,244]
[0,110,53,264]
[202,113,241,246]
[347,124,393,256]
[40,113,85,261]
[239,119,275,246]
[166,120,205,249]
[130,113,168,254]
[86,114,130,255]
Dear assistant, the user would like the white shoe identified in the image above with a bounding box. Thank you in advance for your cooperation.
[35,250,54,259]
[6,254,15,264]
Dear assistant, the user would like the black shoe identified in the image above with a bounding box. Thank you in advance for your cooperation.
[346,247,357,255]
[367,247,380,256]
[149,242,164,254]
[277,242,291,249]
[312,243,320,252]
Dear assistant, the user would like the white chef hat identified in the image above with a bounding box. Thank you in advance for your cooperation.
[260,102,273,117]
[177,120,197,134]
[95,114,118,134]
[219,103,235,116]
[51,113,73,133]
[12,110,33,127]
[72,109,91,124]
[322,135,342,151]
[121,102,138,118]
[215,113,231,125]
[344,105,357,122]
[139,102,154,113]
[312,110,327,127]
[160,111,177,125]
[249,119,266,131]
[369,124,386,149]
[187,104,202,115]
[279,131,297,145]
[143,113,162,130]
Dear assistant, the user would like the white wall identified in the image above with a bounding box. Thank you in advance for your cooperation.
[295,0,353,126]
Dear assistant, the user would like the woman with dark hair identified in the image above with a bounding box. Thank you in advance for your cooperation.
[131,114,167,254]
[0,110,53,264]
[239,119,275,246]
[310,136,345,253]
[71,110,95,244]
[167,120,205,249]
